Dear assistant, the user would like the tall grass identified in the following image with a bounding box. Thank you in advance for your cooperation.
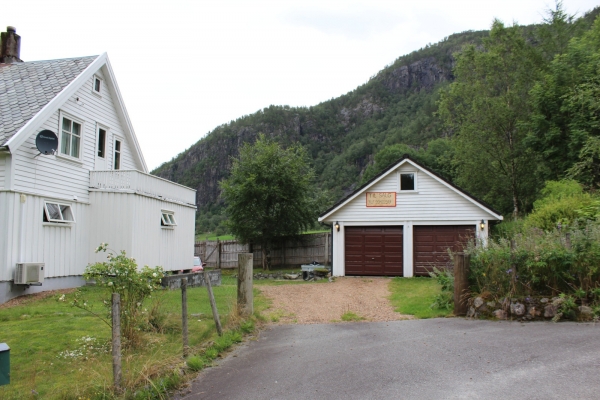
[0,275,268,399]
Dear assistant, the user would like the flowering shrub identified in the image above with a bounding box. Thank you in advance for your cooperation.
[75,243,165,347]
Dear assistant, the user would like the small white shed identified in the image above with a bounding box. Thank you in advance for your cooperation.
[318,155,503,277]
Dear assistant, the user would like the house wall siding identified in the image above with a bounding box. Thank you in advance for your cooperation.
[0,191,90,282]
[11,69,139,202]
[89,191,196,272]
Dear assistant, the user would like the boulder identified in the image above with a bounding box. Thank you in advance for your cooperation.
[544,304,557,318]
[511,303,525,316]
[493,309,507,320]
[473,297,484,308]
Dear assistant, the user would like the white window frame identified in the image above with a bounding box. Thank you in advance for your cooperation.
[161,210,177,227]
[58,110,85,162]
[113,137,122,170]
[96,123,109,159]
[43,201,76,224]
[92,75,103,96]
[399,171,418,192]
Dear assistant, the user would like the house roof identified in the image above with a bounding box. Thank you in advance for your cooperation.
[0,53,148,172]
[0,56,98,146]
[318,154,504,221]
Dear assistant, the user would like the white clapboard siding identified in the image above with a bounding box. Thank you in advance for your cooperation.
[328,163,495,222]
[88,191,196,272]
[0,192,90,281]
[11,68,140,202]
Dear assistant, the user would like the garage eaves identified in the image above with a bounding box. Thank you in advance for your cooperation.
[318,154,504,222]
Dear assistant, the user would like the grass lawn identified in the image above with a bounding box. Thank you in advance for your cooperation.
[0,275,270,399]
[195,233,236,241]
[388,277,453,319]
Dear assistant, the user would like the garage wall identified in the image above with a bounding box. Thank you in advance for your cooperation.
[327,163,493,222]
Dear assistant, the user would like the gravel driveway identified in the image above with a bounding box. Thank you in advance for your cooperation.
[258,277,413,324]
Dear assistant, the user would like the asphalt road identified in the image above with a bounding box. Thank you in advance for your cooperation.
[174,319,600,400]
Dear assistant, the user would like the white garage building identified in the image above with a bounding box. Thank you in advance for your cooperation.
[318,155,503,277]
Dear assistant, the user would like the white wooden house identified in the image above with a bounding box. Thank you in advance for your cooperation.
[319,155,503,277]
[0,27,196,303]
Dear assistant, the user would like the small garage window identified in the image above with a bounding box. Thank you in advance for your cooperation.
[400,173,416,191]
[161,210,177,227]
[43,201,75,223]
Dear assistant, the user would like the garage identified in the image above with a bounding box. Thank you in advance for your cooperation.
[319,155,503,277]
[413,225,475,276]
[345,226,403,276]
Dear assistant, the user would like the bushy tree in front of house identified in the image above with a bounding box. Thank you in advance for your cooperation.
[220,134,321,270]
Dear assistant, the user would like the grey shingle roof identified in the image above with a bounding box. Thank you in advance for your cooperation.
[0,55,98,146]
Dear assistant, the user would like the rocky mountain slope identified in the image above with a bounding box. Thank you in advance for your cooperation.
[153,30,487,216]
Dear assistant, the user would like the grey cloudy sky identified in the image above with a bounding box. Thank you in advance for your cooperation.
[3,0,599,169]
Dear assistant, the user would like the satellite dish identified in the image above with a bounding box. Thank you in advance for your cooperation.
[35,130,58,155]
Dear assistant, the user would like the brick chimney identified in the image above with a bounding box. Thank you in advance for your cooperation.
[1,26,22,63]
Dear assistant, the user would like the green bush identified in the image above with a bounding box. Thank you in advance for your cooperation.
[75,243,165,348]
[525,180,598,230]
[468,221,600,302]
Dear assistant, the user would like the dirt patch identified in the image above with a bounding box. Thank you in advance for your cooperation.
[258,277,413,324]
[0,288,75,309]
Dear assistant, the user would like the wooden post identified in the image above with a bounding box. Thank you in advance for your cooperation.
[181,278,189,357]
[324,232,330,266]
[204,270,223,336]
[282,240,286,268]
[216,238,221,269]
[453,253,470,316]
[111,293,122,390]
[237,253,253,316]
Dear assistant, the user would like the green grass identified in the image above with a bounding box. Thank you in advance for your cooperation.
[0,275,268,399]
[340,311,365,322]
[195,233,236,241]
[388,277,453,319]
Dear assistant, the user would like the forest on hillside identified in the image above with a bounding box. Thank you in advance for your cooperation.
[153,4,600,235]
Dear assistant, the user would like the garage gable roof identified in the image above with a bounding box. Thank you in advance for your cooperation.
[318,154,503,221]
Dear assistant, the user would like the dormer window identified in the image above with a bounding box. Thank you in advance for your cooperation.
[92,75,102,95]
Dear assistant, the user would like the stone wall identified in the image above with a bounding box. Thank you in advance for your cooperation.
[161,270,221,290]
[467,295,594,321]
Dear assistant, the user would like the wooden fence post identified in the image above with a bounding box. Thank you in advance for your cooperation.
[204,270,223,336]
[111,293,122,390]
[216,238,221,269]
[453,253,470,316]
[181,278,189,357]
[237,253,253,316]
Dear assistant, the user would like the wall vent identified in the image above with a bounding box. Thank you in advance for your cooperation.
[15,263,44,285]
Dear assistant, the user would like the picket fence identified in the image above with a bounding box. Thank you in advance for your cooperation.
[194,232,332,269]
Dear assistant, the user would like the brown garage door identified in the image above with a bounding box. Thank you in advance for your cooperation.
[413,225,475,276]
[345,226,403,276]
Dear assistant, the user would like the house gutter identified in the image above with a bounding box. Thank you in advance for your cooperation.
[0,146,10,154]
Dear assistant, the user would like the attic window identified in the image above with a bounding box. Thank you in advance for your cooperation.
[400,173,416,191]
[43,201,75,223]
[161,210,177,227]
[93,75,102,95]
